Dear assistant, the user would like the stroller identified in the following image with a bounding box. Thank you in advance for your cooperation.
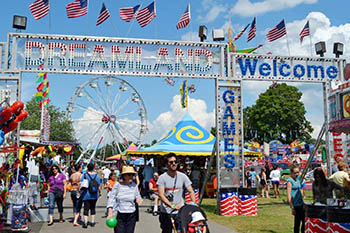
[176,205,210,233]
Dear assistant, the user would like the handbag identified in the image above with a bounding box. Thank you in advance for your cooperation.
[134,200,139,222]
[81,174,89,189]
[66,183,72,192]
[54,176,64,199]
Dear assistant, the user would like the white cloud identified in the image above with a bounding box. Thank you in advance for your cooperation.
[72,95,215,146]
[73,106,148,153]
[145,95,215,143]
[21,78,36,103]
[198,5,227,23]
[263,12,350,60]
[231,0,318,17]
[181,31,199,42]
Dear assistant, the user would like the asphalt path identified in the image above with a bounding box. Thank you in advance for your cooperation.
[4,191,235,233]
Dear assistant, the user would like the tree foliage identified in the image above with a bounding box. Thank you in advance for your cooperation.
[21,97,75,142]
[243,83,313,144]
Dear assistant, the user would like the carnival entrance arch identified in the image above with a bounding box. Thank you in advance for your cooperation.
[1,32,346,214]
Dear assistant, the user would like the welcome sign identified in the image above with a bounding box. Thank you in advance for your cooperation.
[8,33,224,78]
[231,54,345,83]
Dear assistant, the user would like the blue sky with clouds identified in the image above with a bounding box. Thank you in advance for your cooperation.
[1,0,350,144]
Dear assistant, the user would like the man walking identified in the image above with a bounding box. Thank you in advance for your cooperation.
[157,153,196,233]
[142,163,154,198]
[102,166,111,184]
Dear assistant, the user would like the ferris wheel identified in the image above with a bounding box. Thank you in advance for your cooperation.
[66,76,147,163]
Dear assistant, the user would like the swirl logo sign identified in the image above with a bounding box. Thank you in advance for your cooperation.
[176,126,214,144]
[343,93,350,118]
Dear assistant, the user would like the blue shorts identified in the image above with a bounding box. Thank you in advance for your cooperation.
[272,181,280,185]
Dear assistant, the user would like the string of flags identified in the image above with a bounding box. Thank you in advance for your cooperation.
[34,73,50,108]
[29,0,191,29]
[29,0,311,44]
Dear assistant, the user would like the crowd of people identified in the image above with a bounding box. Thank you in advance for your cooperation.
[5,148,350,233]
[243,156,350,233]
[13,153,201,233]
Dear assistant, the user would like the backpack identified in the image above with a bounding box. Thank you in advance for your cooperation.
[87,173,99,194]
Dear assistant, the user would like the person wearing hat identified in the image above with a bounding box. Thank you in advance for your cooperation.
[187,211,207,233]
[107,166,142,233]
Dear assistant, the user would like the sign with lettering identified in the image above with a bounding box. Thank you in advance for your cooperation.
[231,54,345,83]
[218,83,242,188]
[8,33,224,78]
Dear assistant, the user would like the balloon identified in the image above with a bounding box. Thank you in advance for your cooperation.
[106,217,117,228]
[16,110,27,122]
[0,107,12,124]
[0,130,4,145]
[44,198,49,206]
[10,101,24,115]
[19,145,25,169]
[3,120,18,134]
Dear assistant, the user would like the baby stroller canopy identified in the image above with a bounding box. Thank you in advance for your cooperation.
[178,205,210,233]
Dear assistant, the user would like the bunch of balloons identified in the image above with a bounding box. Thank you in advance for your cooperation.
[0,101,28,145]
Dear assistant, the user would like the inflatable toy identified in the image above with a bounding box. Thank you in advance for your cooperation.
[106,217,117,228]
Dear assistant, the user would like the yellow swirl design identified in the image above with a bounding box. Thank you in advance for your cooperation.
[158,127,176,143]
[176,126,214,144]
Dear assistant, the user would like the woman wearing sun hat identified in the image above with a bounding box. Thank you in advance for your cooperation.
[107,166,142,233]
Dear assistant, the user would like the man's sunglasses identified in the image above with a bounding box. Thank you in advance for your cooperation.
[168,161,177,165]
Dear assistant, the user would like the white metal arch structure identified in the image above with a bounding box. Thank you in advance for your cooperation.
[67,76,147,163]
[2,32,347,213]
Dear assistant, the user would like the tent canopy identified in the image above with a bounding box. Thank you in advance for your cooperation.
[106,143,138,161]
[127,114,215,156]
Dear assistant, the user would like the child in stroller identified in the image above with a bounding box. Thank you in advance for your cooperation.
[177,205,210,233]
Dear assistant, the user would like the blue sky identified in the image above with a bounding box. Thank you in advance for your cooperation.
[1,0,350,144]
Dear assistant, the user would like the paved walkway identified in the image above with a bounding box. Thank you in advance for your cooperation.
[6,191,235,233]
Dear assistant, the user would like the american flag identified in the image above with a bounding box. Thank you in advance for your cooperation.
[247,17,256,42]
[66,0,88,19]
[96,3,110,26]
[29,0,49,20]
[233,24,250,41]
[136,2,156,28]
[267,20,286,42]
[176,4,190,29]
[299,21,310,44]
[119,5,140,22]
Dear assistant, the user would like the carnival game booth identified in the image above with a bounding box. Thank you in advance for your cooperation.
[106,143,139,171]
[128,114,257,215]
[302,80,350,232]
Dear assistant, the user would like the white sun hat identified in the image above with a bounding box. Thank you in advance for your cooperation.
[191,211,205,223]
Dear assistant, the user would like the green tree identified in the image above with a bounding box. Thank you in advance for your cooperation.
[21,97,75,142]
[210,127,216,137]
[243,83,313,144]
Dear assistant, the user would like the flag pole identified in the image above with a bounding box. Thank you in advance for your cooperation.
[154,0,158,39]
[86,0,89,34]
[189,3,192,41]
[125,4,141,37]
[101,0,120,36]
[255,16,257,48]
[48,0,51,32]
[309,21,313,57]
[284,19,291,56]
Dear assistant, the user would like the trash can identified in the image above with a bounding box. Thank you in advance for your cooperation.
[238,188,257,216]
[219,187,238,216]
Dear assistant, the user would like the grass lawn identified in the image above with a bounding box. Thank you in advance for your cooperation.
[200,190,313,233]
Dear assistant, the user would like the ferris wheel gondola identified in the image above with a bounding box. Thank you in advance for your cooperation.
[67,76,147,163]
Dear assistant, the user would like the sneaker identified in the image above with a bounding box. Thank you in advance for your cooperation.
[90,222,96,227]
[82,223,88,229]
